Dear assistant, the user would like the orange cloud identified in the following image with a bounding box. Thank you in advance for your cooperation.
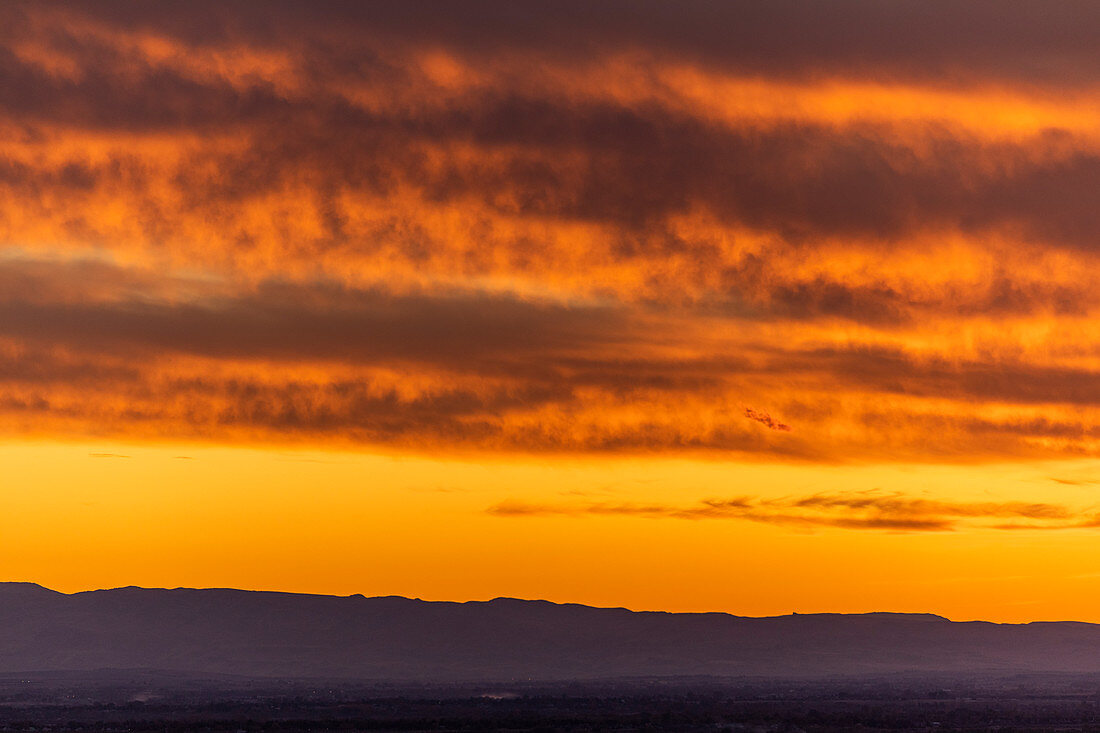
[487,490,1087,532]
[0,1,1098,467]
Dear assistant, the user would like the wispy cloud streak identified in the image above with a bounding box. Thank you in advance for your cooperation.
[488,491,1094,532]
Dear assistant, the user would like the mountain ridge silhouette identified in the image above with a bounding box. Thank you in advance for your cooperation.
[1,582,1096,680]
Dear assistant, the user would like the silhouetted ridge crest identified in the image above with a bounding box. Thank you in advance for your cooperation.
[0,582,62,597]
[0,585,1097,680]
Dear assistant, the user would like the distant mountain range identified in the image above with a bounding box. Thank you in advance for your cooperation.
[3,582,1100,681]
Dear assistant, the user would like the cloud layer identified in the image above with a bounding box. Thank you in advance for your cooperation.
[3,2,1100,462]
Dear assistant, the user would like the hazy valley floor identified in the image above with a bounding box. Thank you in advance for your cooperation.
[5,673,1100,732]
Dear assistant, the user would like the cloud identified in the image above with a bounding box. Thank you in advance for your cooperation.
[3,3,1100,463]
[13,91,1100,268]
[744,407,791,432]
[31,1,1100,91]
[0,276,630,367]
[9,5,1100,292]
[1,256,1100,459]
[488,491,1088,532]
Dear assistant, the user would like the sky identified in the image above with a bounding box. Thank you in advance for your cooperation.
[4,1,1100,622]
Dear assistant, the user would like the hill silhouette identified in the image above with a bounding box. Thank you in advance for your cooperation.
[2,583,1099,681]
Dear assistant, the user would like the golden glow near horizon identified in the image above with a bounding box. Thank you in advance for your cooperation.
[5,1,1100,622]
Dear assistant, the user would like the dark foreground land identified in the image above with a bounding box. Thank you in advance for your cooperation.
[10,586,1100,730]
[5,673,1100,732]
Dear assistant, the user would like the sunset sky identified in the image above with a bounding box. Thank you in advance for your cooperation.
[6,1,1100,622]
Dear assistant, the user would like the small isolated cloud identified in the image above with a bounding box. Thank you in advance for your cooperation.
[88,453,130,459]
[488,490,1094,533]
[744,407,791,432]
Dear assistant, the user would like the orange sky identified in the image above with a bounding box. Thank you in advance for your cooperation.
[4,1,1100,622]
